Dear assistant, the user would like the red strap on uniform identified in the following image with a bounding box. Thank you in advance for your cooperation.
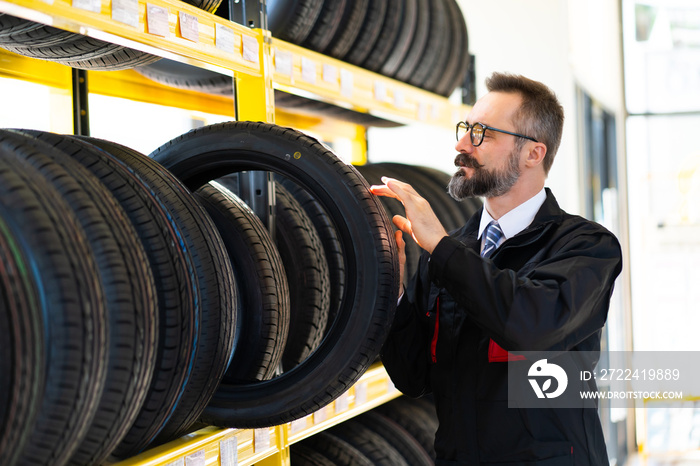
[488,338,526,362]
[430,297,440,363]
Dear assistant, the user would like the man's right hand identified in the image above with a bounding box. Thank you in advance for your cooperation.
[369,177,448,254]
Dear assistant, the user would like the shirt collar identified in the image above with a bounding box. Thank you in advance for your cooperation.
[477,187,547,240]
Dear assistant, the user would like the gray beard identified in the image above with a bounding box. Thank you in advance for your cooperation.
[447,151,521,200]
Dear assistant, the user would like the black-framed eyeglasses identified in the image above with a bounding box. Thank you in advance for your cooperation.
[456,121,539,146]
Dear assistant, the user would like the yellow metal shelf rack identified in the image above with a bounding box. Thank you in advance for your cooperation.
[0,0,469,463]
[113,364,401,466]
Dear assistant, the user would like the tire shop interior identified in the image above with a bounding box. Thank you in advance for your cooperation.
[0,0,699,465]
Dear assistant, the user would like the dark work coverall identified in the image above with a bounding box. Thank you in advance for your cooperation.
[381,189,623,466]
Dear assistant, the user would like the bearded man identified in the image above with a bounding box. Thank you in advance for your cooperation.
[370,72,622,466]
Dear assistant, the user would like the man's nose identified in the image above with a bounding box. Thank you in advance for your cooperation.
[455,134,473,153]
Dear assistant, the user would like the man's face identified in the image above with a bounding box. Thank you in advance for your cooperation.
[448,92,525,200]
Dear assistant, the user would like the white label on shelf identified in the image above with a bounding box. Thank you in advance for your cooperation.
[431,103,440,121]
[340,69,353,97]
[374,80,387,102]
[290,416,309,434]
[179,12,199,42]
[301,57,316,84]
[387,378,398,393]
[242,35,259,63]
[215,23,236,54]
[73,0,100,13]
[322,64,337,84]
[220,437,238,466]
[417,101,427,121]
[335,391,350,414]
[112,0,138,28]
[313,406,328,424]
[394,89,406,109]
[355,382,368,406]
[275,50,293,76]
[146,4,169,37]
[165,459,185,466]
[185,449,205,466]
[254,428,271,452]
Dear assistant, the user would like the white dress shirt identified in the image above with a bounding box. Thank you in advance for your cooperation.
[477,187,547,254]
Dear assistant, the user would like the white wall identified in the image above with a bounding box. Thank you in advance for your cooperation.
[457,0,577,212]
[369,0,625,217]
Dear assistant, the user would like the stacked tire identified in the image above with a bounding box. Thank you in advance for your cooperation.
[263,0,470,96]
[292,396,439,465]
[0,121,400,465]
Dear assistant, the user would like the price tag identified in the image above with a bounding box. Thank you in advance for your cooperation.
[185,449,205,466]
[179,12,199,42]
[112,0,138,28]
[73,0,100,13]
[220,436,238,466]
[254,428,270,452]
[355,382,368,406]
[313,406,328,424]
[290,416,308,434]
[335,391,350,413]
[394,89,405,109]
[323,64,337,84]
[374,81,387,102]
[340,69,353,97]
[417,101,427,121]
[165,459,184,466]
[275,50,293,76]
[146,4,169,37]
[301,57,316,84]
[215,24,235,54]
[242,35,259,63]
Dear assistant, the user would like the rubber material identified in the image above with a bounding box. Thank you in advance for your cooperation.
[354,410,433,465]
[379,0,417,76]
[329,418,410,466]
[0,16,160,71]
[12,130,159,466]
[362,0,404,73]
[273,183,330,371]
[150,121,399,427]
[300,431,373,465]
[195,181,290,382]
[267,0,325,44]
[0,131,108,466]
[342,0,387,66]
[375,396,439,460]
[275,174,345,335]
[75,137,236,452]
[301,0,348,52]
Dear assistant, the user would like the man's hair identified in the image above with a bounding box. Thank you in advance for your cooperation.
[485,72,564,175]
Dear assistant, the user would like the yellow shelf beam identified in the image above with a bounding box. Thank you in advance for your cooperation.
[0,0,262,78]
[112,363,401,466]
[271,39,470,128]
[0,0,469,128]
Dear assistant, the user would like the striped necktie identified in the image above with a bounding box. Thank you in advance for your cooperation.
[480,220,526,361]
[481,220,503,258]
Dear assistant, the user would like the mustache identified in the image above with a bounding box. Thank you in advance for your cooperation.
[454,153,484,170]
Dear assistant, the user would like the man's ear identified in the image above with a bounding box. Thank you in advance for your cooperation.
[525,143,547,168]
